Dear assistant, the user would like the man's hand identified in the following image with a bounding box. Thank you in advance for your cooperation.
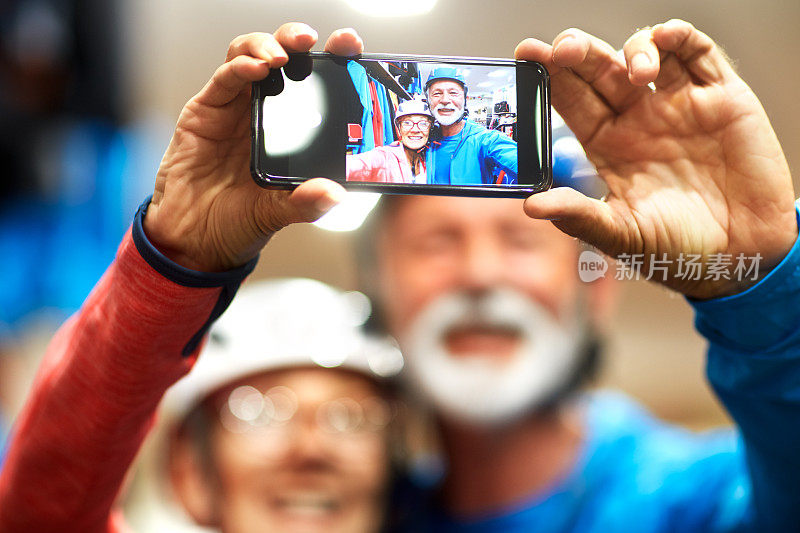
[143,24,364,272]
[516,19,797,299]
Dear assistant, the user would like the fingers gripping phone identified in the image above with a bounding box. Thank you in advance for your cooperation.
[250,52,551,198]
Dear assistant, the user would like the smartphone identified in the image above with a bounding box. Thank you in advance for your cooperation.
[250,52,551,198]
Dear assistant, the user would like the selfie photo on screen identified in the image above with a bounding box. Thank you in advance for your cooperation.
[345,60,519,186]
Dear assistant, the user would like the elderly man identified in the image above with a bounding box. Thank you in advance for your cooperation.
[367,22,799,530]
[1,19,798,533]
[424,67,518,185]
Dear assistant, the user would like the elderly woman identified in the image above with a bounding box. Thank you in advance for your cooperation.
[346,100,433,184]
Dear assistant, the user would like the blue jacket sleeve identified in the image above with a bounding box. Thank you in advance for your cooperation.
[689,199,800,532]
[481,130,518,183]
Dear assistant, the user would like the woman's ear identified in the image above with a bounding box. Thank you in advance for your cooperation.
[168,431,219,527]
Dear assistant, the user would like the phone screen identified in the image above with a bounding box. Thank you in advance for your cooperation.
[252,53,550,197]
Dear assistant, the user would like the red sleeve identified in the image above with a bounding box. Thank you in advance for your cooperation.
[0,230,222,532]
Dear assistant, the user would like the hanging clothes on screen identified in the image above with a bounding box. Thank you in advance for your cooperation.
[375,79,395,144]
[346,61,376,154]
[386,92,398,140]
[368,80,384,146]
[347,61,399,153]
[387,91,400,116]
[388,62,422,94]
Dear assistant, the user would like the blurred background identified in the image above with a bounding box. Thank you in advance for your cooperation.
[1,0,798,445]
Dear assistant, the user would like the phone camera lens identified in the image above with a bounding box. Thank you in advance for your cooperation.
[283,55,313,82]
[261,68,285,96]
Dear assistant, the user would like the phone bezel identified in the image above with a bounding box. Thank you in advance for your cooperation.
[250,52,551,199]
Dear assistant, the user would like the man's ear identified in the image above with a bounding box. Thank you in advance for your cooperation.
[585,266,618,329]
[168,432,218,527]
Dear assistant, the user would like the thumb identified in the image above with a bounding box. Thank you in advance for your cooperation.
[523,187,618,252]
[286,178,347,223]
[256,178,346,233]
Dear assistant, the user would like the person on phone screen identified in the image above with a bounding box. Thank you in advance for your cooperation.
[346,100,433,184]
[424,68,518,186]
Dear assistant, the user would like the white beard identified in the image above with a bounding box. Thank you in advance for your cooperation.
[432,103,463,127]
[401,288,586,426]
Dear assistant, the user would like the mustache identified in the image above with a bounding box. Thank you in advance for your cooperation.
[433,291,530,335]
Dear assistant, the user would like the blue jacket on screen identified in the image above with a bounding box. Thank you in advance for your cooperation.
[346,61,375,154]
[426,119,518,185]
[413,200,800,533]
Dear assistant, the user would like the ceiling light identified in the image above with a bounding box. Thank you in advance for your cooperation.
[344,0,437,17]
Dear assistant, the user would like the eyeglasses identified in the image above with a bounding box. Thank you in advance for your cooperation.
[398,119,432,131]
[217,385,393,458]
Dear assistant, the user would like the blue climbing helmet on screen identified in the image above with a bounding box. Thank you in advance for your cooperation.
[424,67,467,93]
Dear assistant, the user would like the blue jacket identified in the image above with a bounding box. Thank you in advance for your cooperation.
[421,200,800,532]
[346,61,375,154]
[426,119,518,185]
